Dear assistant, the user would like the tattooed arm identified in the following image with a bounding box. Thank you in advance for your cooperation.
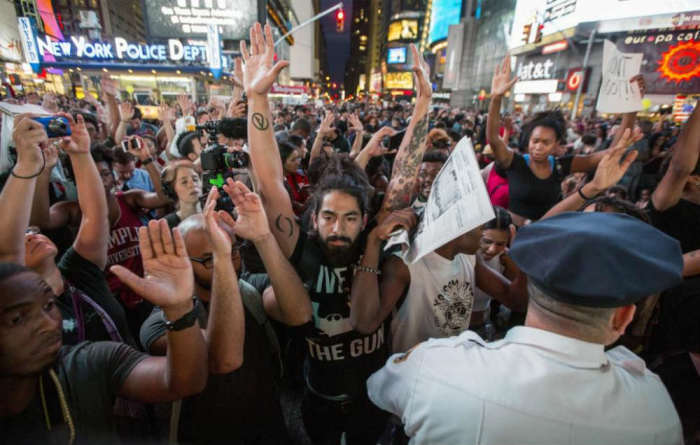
[240,23,298,257]
[376,44,432,224]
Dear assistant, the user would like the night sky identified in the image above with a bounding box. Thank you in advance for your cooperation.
[320,0,352,83]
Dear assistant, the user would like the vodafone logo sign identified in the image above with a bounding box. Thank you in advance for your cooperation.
[566,68,589,93]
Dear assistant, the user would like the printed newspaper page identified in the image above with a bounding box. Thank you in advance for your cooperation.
[386,136,495,263]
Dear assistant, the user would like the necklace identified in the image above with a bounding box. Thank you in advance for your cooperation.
[39,369,75,445]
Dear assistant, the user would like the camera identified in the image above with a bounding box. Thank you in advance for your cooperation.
[196,120,250,212]
[32,116,72,138]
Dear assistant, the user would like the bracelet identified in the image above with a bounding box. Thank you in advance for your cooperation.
[141,157,153,165]
[11,150,46,179]
[356,264,381,275]
[164,297,201,331]
[578,186,595,201]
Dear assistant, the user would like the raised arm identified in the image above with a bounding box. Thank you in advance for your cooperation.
[487,55,518,168]
[114,101,133,144]
[158,104,176,154]
[348,113,365,158]
[475,259,528,312]
[542,128,640,219]
[350,209,416,333]
[309,111,334,165]
[60,113,110,269]
[652,100,700,211]
[224,179,313,326]
[201,187,245,374]
[112,220,208,402]
[241,23,297,257]
[0,115,47,263]
[376,45,432,223]
[354,126,398,170]
[101,74,121,138]
[29,144,58,228]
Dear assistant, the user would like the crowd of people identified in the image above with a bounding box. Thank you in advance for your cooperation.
[0,22,698,445]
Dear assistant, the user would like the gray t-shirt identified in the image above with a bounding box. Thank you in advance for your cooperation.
[1,341,147,444]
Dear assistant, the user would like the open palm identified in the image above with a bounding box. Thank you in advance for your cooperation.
[491,55,518,96]
[111,220,194,308]
[241,22,289,97]
[222,178,270,242]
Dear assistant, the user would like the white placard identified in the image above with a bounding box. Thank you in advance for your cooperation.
[596,40,643,114]
[385,137,495,264]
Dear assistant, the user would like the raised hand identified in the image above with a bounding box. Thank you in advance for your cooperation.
[222,178,271,243]
[158,104,175,123]
[630,74,647,98]
[240,22,289,98]
[318,112,336,136]
[126,136,151,161]
[43,142,59,171]
[348,113,363,133]
[589,128,641,193]
[56,113,91,155]
[12,114,48,173]
[203,187,235,256]
[232,57,244,88]
[226,100,246,118]
[176,94,194,117]
[101,74,119,97]
[118,101,134,122]
[365,126,398,157]
[491,54,518,97]
[410,44,431,104]
[110,219,194,309]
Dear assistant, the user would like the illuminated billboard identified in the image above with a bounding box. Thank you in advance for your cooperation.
[388,19,419,42]
[385,71,414,89]
[387,47,407,64]
[144,0,257,40]
[427,0,463,45]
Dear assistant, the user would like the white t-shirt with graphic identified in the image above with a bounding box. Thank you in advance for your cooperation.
[391,251,476,353]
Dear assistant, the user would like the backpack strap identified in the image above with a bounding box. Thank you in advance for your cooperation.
[68,282,123,342]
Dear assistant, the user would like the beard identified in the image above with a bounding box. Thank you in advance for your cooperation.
[314,232,363,267]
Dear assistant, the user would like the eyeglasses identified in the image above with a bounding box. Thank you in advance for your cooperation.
[432,139,451,149]
[190,244,243,269]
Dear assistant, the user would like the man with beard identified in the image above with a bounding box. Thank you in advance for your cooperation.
[240,23,434,443]
[139,182,311,444]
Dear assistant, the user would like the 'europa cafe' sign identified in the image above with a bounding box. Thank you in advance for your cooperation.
[18,17,223,76]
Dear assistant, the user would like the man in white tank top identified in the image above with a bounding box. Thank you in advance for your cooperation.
[350,221,529,354]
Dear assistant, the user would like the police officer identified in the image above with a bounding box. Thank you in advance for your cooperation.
[367,212,684,445]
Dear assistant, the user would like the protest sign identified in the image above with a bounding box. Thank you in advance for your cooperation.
[596,39,643,113]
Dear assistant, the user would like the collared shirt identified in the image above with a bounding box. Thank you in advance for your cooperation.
[368,327,682,445]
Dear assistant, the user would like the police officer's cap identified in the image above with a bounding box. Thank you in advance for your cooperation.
[510,212,683,308]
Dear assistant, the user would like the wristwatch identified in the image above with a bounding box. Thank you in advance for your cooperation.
[164,297,201,331]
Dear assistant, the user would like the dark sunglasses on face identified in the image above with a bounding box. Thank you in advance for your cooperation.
[432,139,451,149]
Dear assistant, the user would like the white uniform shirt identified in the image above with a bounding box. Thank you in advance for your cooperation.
[390,251,476,353]
[368,327,682,445]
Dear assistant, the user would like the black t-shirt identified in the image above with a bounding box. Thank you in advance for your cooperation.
[289,231,387,397]
[1,342,147,445]
[646,199,700,253]
[502,153,574,220]
[57,248,134,345]
[139,282,287,444]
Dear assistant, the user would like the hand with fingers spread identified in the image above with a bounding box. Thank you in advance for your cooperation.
[491,54,518,97]
[158,104,175,123]
[410,44,432,104]
[118,101,134,123]
[57,113,91,155]
[371,208,417,241]
[348,113,364,133]
[177,94,194,117]
[222,178,271,243]
[203,187,236,256]
[240,22,290,98]
[589,128,642,194]
[318,112,336,136]
[110,219,194,310]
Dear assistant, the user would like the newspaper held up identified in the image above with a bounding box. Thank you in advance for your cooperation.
[385,136,495,263]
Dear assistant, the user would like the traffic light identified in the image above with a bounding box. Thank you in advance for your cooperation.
[535,24,544,43]
[522,24,532,44]
[336,9,345,32]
